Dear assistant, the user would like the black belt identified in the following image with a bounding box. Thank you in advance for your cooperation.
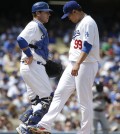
[94,109,104,112]
[21,60,44,65]
[36,61,44,65]
[29,44,39,49]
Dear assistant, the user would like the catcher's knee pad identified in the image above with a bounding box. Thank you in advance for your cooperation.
[31,95,39,105]
[41,92,54,108]
[19,109,33,123]
[28,109,47,125]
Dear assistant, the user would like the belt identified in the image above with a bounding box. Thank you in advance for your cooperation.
[29,44,39,49]
[94,109,104,112]
[21,60,44,65]
[36,61,44,65]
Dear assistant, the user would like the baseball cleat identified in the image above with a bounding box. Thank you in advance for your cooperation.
[28,125,51,134]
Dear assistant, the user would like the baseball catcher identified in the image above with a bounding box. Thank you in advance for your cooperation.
[16,1,57,134]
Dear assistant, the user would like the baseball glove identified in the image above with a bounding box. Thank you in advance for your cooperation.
[45,60,63,78]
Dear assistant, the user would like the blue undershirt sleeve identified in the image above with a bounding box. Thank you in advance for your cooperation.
[81,41,92,54]
[17,36,32,57]
[17,36,29,49]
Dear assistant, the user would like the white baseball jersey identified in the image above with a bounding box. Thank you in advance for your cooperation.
[69,15,100,62]
[18,19,52,100]
[19,19,46,64]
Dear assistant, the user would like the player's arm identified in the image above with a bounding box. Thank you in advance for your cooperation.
[71,41,92,76]
[17,36,33,64]
[71,23,94,76]
[76,41,92,64]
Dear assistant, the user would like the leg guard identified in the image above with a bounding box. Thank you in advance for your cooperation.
[28,109,48,125]
[19,95,39,124]
[19,108,33,123]
[27,92,54,125]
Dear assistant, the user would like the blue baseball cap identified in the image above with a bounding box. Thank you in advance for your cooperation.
[32,1,53,13]
[61,1,81,19]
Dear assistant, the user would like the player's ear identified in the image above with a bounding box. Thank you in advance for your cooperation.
[72,10,76,14]
[36,11,41,16]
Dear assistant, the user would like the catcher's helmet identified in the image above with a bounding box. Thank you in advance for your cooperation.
[32,1,53,13]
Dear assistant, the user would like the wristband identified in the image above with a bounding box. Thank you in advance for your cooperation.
[23,48,32,57]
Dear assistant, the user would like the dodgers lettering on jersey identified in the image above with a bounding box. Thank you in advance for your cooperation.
[69,15,100,62]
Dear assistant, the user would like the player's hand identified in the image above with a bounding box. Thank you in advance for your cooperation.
[71,63,80,76]
[24,56,33,65]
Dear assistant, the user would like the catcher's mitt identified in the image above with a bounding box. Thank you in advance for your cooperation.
[45,60,63,78]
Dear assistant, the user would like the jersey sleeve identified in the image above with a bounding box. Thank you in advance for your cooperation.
[19,22,42,44]
[83,23,95,46]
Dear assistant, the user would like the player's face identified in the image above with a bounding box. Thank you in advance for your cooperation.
[37,11,51,23]
[68,10,77,23]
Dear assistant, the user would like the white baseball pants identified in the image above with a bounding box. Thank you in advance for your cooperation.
[20,60,53,100]
[39,61,98,134]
